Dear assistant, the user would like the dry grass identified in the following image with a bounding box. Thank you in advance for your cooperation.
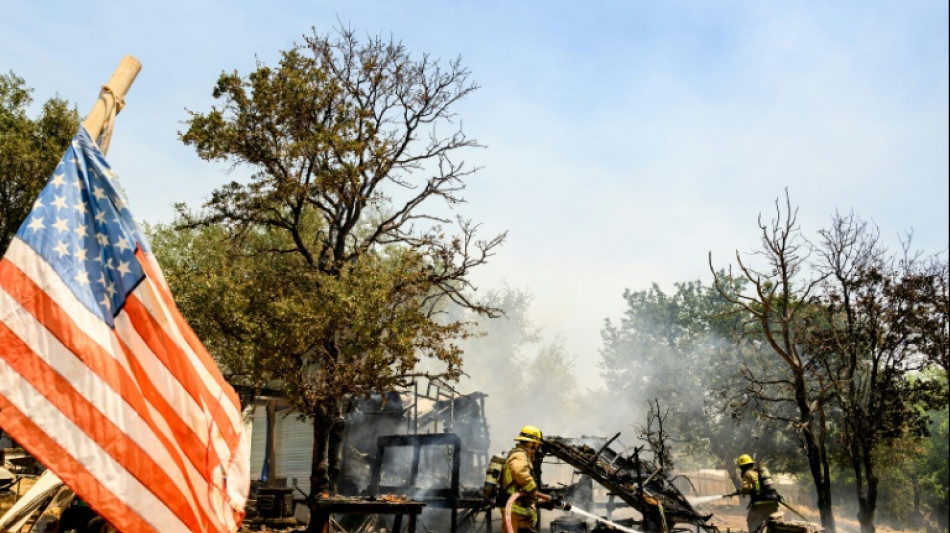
[0,476,38,515]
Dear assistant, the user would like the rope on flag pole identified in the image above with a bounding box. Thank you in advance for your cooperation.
[82,56,141,153]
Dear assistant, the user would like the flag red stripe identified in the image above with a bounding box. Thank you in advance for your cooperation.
[0,322,212,532]
[0,394,163,533]
[138,250,241,412]
[0,259,219,486]
[113,325,225,475]
[124,291,239,449]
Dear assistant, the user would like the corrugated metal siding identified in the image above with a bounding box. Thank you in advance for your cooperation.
[276,413,314,496]
[248,406,267,482]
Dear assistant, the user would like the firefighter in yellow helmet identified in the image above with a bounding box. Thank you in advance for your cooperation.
[501,425,549,533]
[736,454,782,533]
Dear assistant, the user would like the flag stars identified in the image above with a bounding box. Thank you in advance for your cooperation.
[115,236,132,253]
[73,222,88,239]
[27,216,45,232]
[75,247,88,262]
[92,186,108,202]
[99,294,112,311]
[53,241,70,258]
[116,260,132,277]
[52,217,70,234]
[51,173,66,187]
[73,270,90,286]
[96,232,109,246]
[51,195,68,210]
[32,198,44,210]
[105,281,116,298]
[94,211,108,225]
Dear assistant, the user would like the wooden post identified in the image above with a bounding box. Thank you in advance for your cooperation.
[83,55,141,143]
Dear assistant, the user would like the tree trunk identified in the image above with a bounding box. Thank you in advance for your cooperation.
[811,450,836,533]
[307,404,331,533]
[327,401,346,491]
[306,398,347,533]
[856,449,878,533]
[263,401,276,483]
[310,406,331,498]
[796,376,836,532]
[910,468,923,529]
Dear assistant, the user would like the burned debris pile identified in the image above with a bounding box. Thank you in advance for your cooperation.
[543,436,715,532]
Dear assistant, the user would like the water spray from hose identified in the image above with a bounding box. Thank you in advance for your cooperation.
[566,505,639,533]
[687,494,734,505]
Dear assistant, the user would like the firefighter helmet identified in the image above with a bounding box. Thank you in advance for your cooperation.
[515,425,543,444]
[736,454,755,467]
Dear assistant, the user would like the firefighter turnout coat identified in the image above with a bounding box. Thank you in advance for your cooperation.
[502,444,540,526]
[741,468,780,533]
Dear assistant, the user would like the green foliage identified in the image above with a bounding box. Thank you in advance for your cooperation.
[524,341,581,421]
[920,409,949,529]
[150,217,471,412]
[175,27,502,493]
[598,277,805,476]
[0,72,80,253]
[849,409,949,531]
[600,280,729,410]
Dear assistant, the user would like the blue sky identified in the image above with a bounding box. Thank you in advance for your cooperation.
[3,1,948,388]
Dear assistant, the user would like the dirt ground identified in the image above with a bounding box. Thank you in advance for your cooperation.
[1,484,922,533]
[0,475,37,514]
[696,501,915,533]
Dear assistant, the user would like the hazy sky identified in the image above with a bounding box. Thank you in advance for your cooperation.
[3,1,948,388]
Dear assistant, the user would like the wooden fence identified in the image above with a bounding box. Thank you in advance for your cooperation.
[673,471,812,508]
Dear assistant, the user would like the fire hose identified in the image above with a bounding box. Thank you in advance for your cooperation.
[503,491,552,533]
[778,498,810,522]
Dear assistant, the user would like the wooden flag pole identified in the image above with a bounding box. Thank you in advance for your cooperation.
[82,55,141,145]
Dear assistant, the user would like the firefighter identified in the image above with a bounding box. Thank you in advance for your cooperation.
[736,454,782,533]
[501,425,549,533]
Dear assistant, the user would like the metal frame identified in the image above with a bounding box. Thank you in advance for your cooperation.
[370,433,492,533]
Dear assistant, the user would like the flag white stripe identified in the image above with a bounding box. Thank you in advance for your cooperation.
[113,311,222,449]
[0,357,191,533]
[112,311,230,527]
[126,282,236,467]
[136,272,242,422]
[0,286,210,525]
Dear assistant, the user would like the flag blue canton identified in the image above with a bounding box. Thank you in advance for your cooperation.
[14,127,148,327]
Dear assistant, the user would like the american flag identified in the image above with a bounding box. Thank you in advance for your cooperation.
[0,127,250,532]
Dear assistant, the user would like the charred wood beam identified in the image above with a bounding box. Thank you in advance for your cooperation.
[589,432,621,467]
[542,437,711,530]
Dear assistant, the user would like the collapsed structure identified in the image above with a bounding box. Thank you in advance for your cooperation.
[292,380,718,533]
[542,436,714,532]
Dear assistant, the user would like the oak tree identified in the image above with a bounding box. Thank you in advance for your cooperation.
[178,27,503,518]
[0,72,79,253]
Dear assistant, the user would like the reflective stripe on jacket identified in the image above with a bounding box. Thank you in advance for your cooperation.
[502,445,538,519]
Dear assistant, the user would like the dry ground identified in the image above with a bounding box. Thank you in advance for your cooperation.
[697,501,917,533]
[1,484,924,533]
